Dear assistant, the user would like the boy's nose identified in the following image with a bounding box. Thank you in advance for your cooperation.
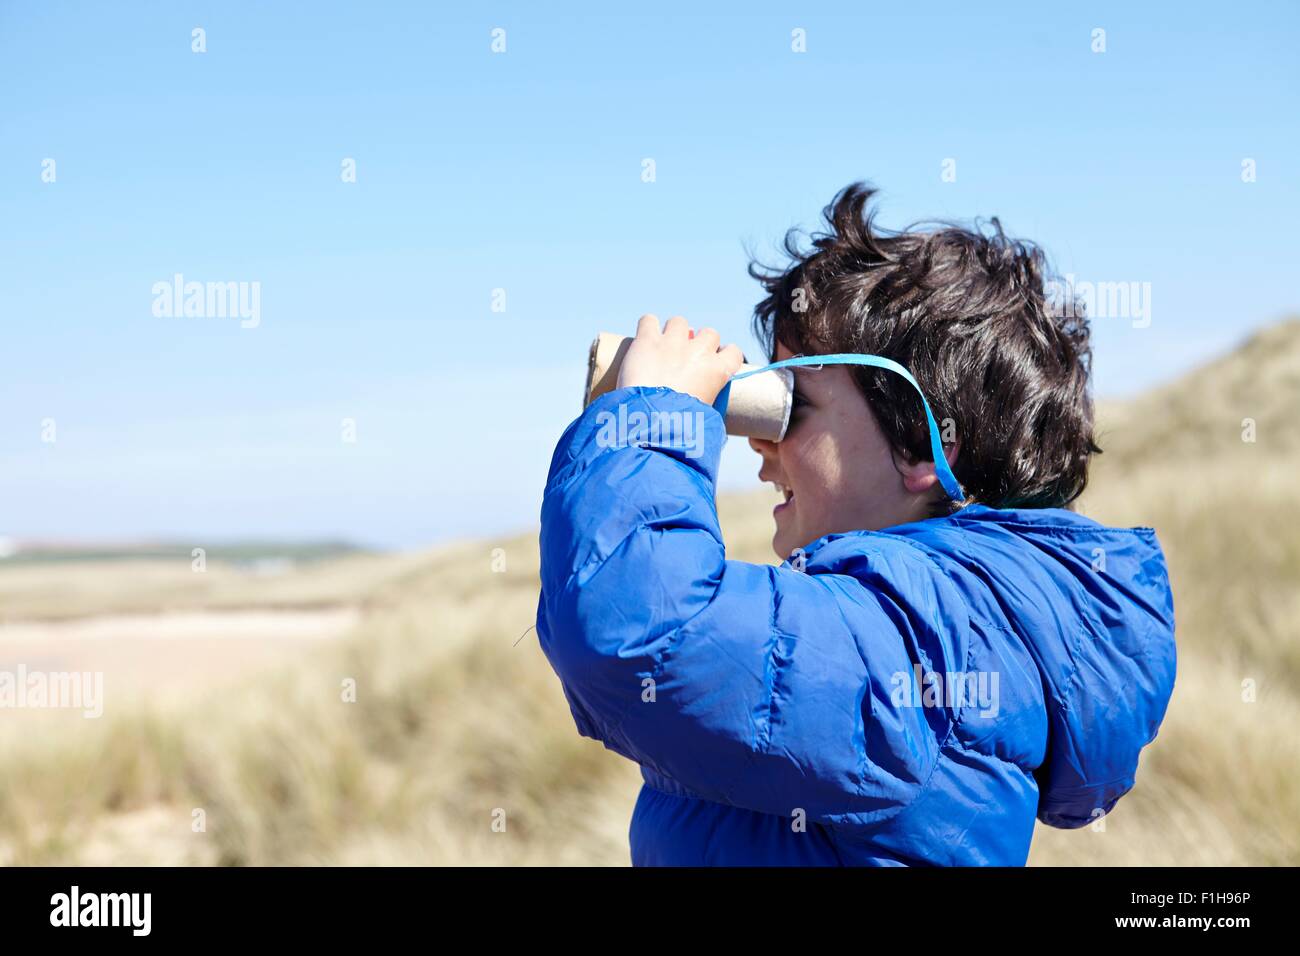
[748,435,777,458]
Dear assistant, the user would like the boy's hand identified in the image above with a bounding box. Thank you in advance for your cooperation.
[617,314,745,405]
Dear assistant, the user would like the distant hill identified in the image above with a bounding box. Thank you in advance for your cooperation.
[0,539,368,566]
[1094,317,1300,472]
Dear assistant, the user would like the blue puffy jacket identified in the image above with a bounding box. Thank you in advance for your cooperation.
[537,386,1177,866]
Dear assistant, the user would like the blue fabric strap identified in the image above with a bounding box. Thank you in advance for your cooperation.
[714,354,965,503]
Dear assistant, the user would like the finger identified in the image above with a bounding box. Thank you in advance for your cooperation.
[664,315,690,339]
[694,326,721,351]
[719,343,745,374]
[635,313,660,339]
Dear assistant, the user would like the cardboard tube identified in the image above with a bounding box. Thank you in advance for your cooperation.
[583,332,793,442]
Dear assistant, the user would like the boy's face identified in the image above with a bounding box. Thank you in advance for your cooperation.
[749,343,944,558]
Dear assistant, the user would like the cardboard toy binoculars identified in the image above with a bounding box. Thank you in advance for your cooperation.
[582,332,794,442]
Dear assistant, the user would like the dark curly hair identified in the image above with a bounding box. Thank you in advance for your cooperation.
[749,182,1099,513]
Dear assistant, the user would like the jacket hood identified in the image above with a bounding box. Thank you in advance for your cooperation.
[807,503,1178,829]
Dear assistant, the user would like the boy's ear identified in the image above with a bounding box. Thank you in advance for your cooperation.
[899,440,961,495]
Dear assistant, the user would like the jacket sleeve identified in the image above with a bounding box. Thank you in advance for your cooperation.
[537,386,943,826]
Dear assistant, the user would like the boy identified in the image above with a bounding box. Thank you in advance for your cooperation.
[536,183,1177,865]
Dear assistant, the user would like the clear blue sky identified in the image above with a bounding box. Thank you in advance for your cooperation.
[2,1,1296,548]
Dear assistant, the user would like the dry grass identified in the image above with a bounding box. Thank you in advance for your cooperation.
[1,321,1297,865]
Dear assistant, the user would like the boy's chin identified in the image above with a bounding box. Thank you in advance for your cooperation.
[772,528,798,561]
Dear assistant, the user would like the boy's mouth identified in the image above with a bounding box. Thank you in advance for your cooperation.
[770,481,794,514]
